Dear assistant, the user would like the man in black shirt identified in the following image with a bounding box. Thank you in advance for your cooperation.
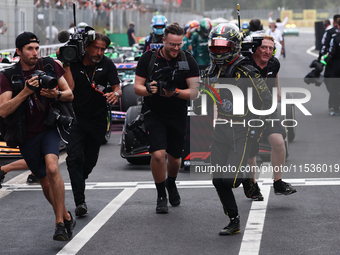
[319,14,340,115]
[64,33,121,216]
[135,22,199,213]
[248,34,296,199]
[327,17,340,116]
[127,22,136,47]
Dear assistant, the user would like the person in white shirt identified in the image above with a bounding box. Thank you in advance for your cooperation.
[268,12,289,58]
[0,20,7,49]
[45,21,59,45]
[265,22,283,59]
[268,12,289,36]
[68,22,75,34]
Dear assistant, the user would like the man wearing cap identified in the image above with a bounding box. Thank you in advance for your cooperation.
[127,22,136,46]
[0,32,76,241]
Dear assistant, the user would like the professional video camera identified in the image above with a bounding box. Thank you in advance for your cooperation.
[149,61,190,95]
[57,3,96,62]
[30,70,58,89]
[58,27,95,63]
[45,107,73,129]
[241,36,263,58]
[304,59,324,86]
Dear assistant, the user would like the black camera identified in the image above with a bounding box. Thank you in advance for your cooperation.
[304,59,324,87]
[126,114,148,145]
[150,61,189,95]
[30,70,58,89]
[45,108,73,129]
[58,27,96,62]
[241,36,263,57]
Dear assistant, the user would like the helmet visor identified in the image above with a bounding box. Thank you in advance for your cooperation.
[209,39,236,53]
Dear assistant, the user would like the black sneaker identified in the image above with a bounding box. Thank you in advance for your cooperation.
[219,216,240,235]
[26,174,39,185]
[165,179,181,206]
[156,197,168,214]
[64,211,76,240]
[53,222,69,241]
[274,180,297,195]
[75,203,88,217]
[0,169,6,189]
[250,182,264,201]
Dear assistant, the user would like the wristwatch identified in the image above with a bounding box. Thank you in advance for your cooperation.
[174,88,179,97]
[57,91,62,100]
[114,91,120,98]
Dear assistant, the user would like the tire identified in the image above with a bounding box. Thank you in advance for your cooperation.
[121,84,141,112]
[285,104,296,142]
[102,103,112,144]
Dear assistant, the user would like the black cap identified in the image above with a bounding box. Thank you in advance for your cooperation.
[14,32,40,57]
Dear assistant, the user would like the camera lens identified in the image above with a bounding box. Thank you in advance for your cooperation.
[41,76,58,89]
[60,45,78,62]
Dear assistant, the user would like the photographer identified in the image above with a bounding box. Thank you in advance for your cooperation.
[247,34,296,200]
[134,22,199,214]
[63,33,121,217]
[0,32,75,241]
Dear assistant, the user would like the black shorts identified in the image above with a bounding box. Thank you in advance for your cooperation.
[249,111,287,158]
[19,127,60,179]
[144,112,187,158]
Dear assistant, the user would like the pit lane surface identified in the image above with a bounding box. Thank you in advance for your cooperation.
[1,30,340,255]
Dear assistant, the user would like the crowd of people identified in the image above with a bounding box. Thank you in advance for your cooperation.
[35,0,148,13]
[3,10,331,242]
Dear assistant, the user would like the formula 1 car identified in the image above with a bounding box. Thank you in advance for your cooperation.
[120,104,151,164]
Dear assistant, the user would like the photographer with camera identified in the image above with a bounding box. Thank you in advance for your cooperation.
[134,22,199,214]
[194,23,272,235]
[0,32,75,241]
[247,34,296,200]
[62,32,121,217]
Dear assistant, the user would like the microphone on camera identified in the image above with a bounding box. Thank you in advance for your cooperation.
[58,30,71,43]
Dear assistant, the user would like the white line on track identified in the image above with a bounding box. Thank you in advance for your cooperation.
[306,45,319,57]
[57,188,137,255]
[239,181,271,255]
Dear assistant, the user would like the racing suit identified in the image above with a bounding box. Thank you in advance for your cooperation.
[191,31,210,66]
[143,32,164,52]
[202,56,272,219]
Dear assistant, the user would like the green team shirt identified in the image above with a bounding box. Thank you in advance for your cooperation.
[182,35,189,51]
[191,32,210,66]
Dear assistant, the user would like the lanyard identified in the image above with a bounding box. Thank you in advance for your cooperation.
[83,66,97,85]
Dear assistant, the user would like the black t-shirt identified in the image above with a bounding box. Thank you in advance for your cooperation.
[250,55,280,91]
[127,27,135,46]
[135,47,199,118]
[70,56,120,122]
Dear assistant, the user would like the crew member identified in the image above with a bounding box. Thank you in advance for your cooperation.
[247,34,297,200]
[191,18,212,66]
